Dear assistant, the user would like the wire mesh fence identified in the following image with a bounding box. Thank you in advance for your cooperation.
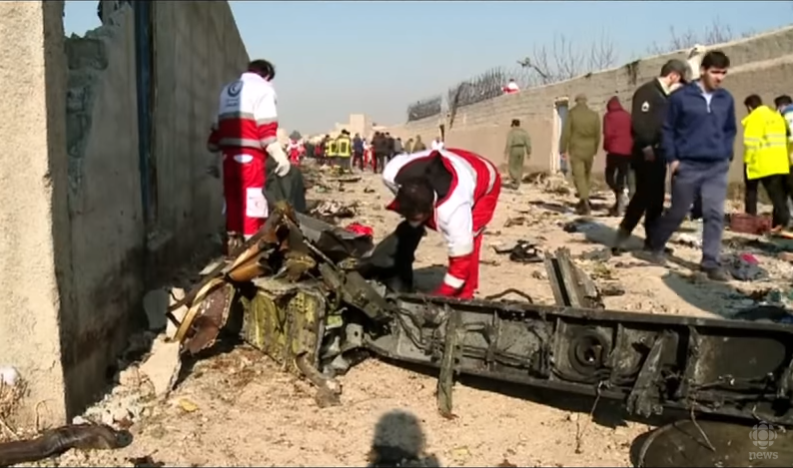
[406,95,443,122]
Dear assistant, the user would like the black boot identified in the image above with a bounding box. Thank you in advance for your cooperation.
[611,227,630,255]
[576,199,591,216]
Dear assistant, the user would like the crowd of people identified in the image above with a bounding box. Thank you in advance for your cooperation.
[206,49,789,298]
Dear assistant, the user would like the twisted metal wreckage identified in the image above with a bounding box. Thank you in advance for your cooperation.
[168,202,793,430]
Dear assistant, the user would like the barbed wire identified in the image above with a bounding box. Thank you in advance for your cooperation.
[406,95,443,122]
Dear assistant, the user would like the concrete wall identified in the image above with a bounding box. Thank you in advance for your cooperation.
[0,1,73,425]
[62,5,144,418]
[151,1,249,263]
[387,26,793,183]
[0,0,249,424]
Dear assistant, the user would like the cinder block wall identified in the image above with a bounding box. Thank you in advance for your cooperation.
[152,1,249,261]
[387,26,793,183]
[62,5,144,418]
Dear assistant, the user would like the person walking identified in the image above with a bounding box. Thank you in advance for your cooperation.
[560,94,600,215]
[504,119,532,188]
[742,94,791,232]
[611,59,689,255]
[639,51,737,281]
[602,96,633,216]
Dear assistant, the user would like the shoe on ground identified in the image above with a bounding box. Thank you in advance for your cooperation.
[701,266,730,282]
[633,249,667,266]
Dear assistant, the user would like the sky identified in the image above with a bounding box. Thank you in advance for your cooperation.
[64,1,793,134]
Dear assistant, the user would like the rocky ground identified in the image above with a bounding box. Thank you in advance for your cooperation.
[8,163,793,467]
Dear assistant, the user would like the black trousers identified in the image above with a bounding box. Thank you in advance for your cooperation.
[620,157,667,243]
[760,174,791,228]
[744,165,759,215]
[356,221,425,293]
[605,153,631,193]
[353,151,364,170]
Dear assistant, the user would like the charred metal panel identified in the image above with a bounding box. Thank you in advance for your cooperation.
[367,294,793,425]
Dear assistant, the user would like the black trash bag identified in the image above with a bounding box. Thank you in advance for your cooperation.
[264,156,307,214]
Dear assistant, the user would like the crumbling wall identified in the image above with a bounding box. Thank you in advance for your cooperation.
[61,5,144,416]
[151,1,249,263]
[387,26,793,183]
[0,0,73,425]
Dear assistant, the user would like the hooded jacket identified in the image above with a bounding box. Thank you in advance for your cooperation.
[602,97,633,156]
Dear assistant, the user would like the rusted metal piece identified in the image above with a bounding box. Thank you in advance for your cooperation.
[437,308,462,418]
[545,247,603,309]
[0,424,130,467]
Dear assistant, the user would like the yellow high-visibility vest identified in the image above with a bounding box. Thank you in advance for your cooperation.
[743,105,790,180]
[336,136,352,157]
[327,140,338,157]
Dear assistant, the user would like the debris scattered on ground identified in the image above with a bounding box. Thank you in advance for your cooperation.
[310,200,358,223]
[503,216,526,228]
[580,248,611,262]
[0,423,131,467]
[724,252,768,281]
[493,240,542,263]
[674,232,702,249]
[562,218,596,233]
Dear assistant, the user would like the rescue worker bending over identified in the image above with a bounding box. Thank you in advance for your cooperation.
[207,59,290,252]
[335,130,353,171]
[358,148,501,299]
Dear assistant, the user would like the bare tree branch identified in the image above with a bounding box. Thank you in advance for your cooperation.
[516,32,617,86]
[647,18,749,55]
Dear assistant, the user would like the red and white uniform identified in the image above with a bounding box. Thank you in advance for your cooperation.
[287,139,303,165]
[207,72,278,238]
[383,148,501,299]
[503,80,520,94]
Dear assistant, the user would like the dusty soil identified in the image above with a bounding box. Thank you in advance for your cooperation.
[13,164,793,467]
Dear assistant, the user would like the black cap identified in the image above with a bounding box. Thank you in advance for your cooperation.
[661,59,691,83]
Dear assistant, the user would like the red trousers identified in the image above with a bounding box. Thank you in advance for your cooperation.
[222,153,267,238]
[455,175,502,299]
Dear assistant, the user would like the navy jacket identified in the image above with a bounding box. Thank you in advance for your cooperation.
[661,82,737,164]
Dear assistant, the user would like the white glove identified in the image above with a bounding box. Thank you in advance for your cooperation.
[266,142,291,177]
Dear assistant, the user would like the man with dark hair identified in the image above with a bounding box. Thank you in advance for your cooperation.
[640,51,737,281]
[612,59,688,255]
[504,119,532,188]
[207,59,290,253]
[363,148,501,299]
[372,131,389,173]
[742,94,791,231]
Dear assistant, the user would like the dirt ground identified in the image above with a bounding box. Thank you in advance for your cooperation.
[15,164,793,467]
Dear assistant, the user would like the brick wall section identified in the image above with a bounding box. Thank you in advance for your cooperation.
[387,26,793,183]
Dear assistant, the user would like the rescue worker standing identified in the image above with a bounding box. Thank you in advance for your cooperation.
[335,130,353,171]
[326,134,338,166]
[612,59,688,255]
[361,147,501,299]
[372,132,389,173]
[413,135,427,151]
[504,119,532,188]
[602,96,633,215]
[742,95,791,231]
[560,94,600,215]
[352,133,365,170]
[207,59,291,252]
[641,51,737,281]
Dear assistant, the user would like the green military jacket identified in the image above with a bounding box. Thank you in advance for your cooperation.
[560,104,601,159]
[504,127,532,157]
